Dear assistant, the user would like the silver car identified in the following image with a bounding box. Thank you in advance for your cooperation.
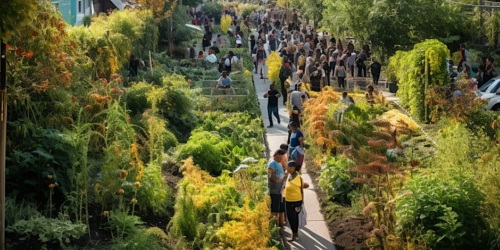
[477,77,500,111]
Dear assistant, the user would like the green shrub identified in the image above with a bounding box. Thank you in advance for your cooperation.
[318,155,356,205]
[6,128,73,202]
[136,163,173,215]
[466,109,500,140]
[112,228,163,250]
[108,210,144,240]
[201,2,224,24]
[168,182,198,241]
[396,173,488,249]
[389,39,449,121]
[6,213,87,247]
[5,197,41,227]
[175,131,231,175]
[123,82,151,115]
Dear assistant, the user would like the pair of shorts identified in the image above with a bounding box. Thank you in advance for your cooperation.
[270,193,285,212]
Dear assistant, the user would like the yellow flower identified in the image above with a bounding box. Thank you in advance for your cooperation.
[119,169,128,179]
[134,182,141,188]
[103,211,109,217]
[131,198,138,204]
[118,189,125,195]
[47,175,53,180]
[48,183,56,189]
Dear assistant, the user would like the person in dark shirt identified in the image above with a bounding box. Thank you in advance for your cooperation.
[129,54,139,77]
[264,83,281,128]
[370,58,382,85]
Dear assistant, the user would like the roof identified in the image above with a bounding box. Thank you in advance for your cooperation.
[110,0,138,10]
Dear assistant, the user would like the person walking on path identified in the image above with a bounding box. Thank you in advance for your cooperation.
[279,57,293,105]
[268,149,289,227]
[255,40,267,75]
[284,161,303,242]
[264,83,281,128]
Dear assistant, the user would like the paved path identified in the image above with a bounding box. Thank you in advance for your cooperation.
[254,69,336,250]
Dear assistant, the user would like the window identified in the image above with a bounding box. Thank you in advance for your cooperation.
[78,0,82,13]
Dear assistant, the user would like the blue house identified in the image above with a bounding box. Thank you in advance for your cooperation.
[52,0,138,26]
[51,0,93,25]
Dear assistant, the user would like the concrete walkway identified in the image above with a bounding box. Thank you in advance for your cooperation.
[254,70,336,250]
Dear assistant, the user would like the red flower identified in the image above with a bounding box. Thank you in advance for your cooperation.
[6,44,11,50]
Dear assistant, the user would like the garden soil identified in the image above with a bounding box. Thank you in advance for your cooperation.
[307,162,371,250]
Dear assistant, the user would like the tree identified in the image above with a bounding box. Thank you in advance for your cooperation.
[320,0,470,57]
[388,39,449,122]
[0,0,38,41]
[137,0,179,56]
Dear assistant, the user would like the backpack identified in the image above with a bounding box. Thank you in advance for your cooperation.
[291,147,304,170]
[218,62,224,73]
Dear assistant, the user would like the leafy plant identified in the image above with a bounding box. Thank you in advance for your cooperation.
[6,213,87,247]
[136,163,173,215]
[5,197,41,227]
[111,228,164,250]
[396,173,487,248]
[318,155,356,205]
[6,127,73,203]
[201,2,224,24]
[107,210,144,240]
[389,39,449,122]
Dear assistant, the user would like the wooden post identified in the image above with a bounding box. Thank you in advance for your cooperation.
[149,50,153,74]
[0,41,7,250]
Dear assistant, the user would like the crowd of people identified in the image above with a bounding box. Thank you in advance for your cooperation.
[184,5,405,242]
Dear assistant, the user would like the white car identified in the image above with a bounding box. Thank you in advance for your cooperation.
[477,77,500,111]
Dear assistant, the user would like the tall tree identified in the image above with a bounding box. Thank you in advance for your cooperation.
[320,0,471,56]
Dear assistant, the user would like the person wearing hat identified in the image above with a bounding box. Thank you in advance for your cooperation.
[284,161,303,241]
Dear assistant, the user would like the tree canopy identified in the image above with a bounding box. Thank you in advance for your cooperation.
[0,0,38,41]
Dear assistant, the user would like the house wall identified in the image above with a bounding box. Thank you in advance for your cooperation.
[52,0,77,25]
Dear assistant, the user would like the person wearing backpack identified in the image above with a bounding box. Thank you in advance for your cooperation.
[279,57,293,105]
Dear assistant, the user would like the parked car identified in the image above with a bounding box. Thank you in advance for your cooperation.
[476,77,500,111]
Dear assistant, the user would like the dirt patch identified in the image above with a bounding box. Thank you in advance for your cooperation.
[305,159,371,250]
[330,217,372,250]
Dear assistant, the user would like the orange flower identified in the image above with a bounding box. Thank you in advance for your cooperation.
[118,189,125,195]
[102,211,109,217]
[6,44,11,50]
[25,51,34,59]
[85,105,93,112]
[49,183,56,189]
[131,198,138,204]
[47,175,53,180]
[71,95,78,103]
